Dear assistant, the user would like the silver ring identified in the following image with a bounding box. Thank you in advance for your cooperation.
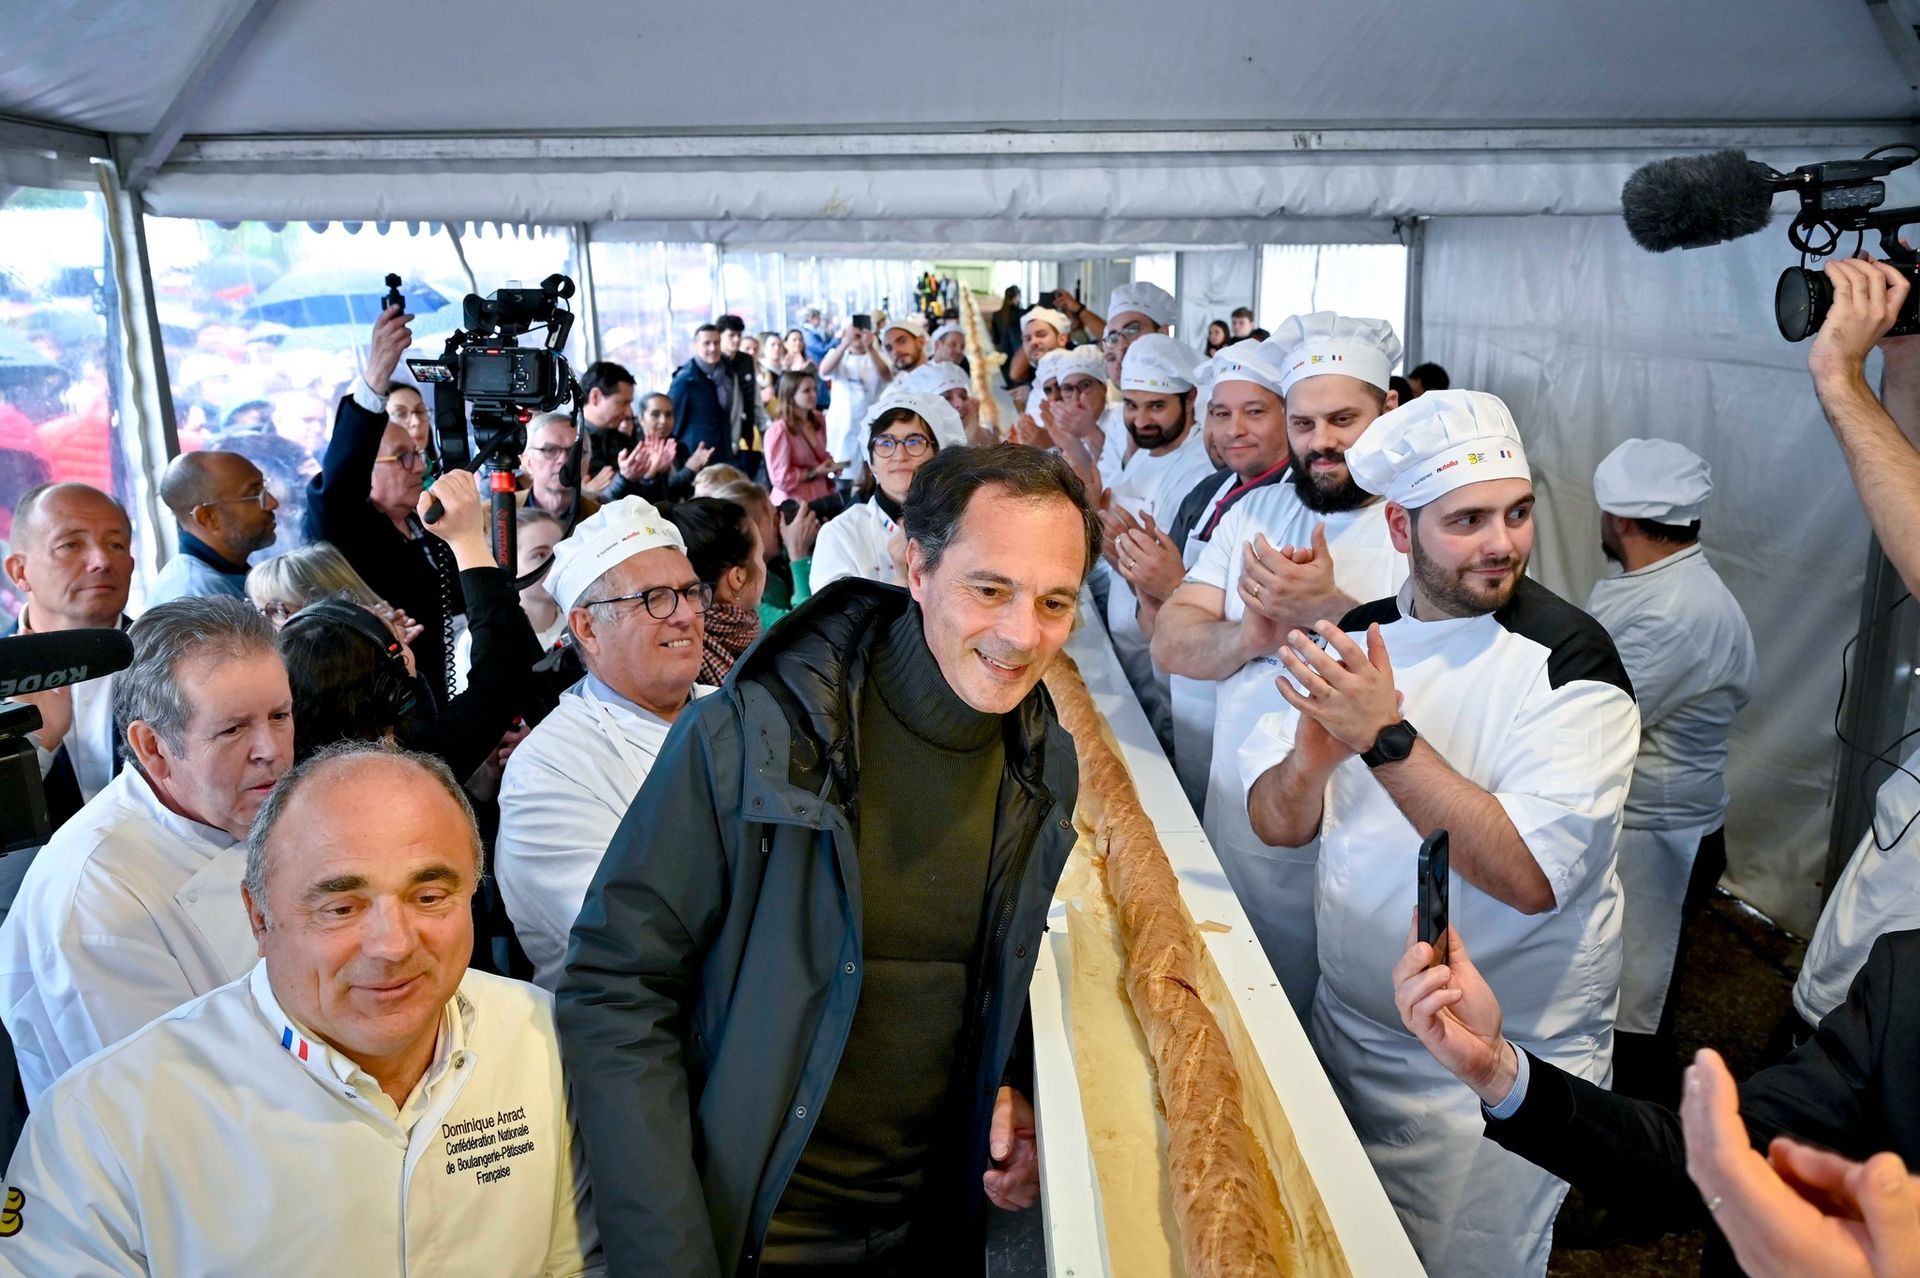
[1250,581,1262,598]
[1706,1195,1724,1214]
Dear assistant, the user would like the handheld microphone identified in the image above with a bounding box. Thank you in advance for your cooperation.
[1621,150,1783,252]
[0,628,134,697]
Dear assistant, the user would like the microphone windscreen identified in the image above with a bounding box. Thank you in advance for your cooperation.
[1622,150,1779,252]
[0,628,133,693]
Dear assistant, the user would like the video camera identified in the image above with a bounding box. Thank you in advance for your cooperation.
[1622,144,1920,341]
[404,273,582,573]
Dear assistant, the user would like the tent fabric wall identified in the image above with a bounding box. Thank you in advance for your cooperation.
[1421,214,1871,935]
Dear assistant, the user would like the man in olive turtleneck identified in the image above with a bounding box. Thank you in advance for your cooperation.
[560,444,1102,1278]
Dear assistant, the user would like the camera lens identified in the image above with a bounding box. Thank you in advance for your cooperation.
[1776,266,1828,342]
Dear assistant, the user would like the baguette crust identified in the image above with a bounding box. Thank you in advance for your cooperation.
[1045,656,1298,1277]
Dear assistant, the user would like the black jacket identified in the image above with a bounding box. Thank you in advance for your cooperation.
[556,579,1080,1277]
[1485,930,1920,1272]
[670,359,736,464]
[303,395,464,693]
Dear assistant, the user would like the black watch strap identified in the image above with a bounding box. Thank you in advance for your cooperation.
[1361,719,1419,769]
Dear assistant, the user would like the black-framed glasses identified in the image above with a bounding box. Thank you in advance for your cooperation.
[585,581,715,621]
[375,448,427,470]
[1099,322,1147,350]
[527,444,573,461]
[195,490,274,512]
[871,433,933,458]
[1060,377,1105,399]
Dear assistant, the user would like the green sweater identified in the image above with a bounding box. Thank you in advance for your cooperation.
[766,605,1004,1261]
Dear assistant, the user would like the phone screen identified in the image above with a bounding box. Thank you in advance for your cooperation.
[1418,830,1451,968]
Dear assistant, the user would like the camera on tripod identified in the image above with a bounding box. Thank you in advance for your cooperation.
[407,272,580,473]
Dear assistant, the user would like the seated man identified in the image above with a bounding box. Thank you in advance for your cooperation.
[0,596,293,1102]
[149,450,280,604]
[0,741,600,1276]
[495,499,714,990]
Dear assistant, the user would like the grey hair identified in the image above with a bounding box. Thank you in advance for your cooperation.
[242,738,483,917]
[114,596,279,760]
[528,410,575,439]
[246,542,383,619]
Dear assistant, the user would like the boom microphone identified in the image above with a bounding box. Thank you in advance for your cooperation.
[1621,150,1783,252]
[0,628,134,697]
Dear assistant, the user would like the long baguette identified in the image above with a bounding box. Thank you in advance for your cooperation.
[1045,656,1298,1277]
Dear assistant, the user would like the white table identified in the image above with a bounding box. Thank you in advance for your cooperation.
[1030,618,1425,1277]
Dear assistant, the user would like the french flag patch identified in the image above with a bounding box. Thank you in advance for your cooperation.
[281,1026,311,1061]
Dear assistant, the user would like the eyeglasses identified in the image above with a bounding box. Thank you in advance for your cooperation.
[871,433,933,458]
[528,444,573,461]
[1099,322,1148,350]
[375,448,427,470]
[258,601,294,624]
[195,490,273,512]
[1061,377,1105,399]
[585,581,715,621]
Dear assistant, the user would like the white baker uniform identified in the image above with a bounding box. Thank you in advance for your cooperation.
[1795,745,1920,1024]
[496,676,714,990]
[0,962,600,1277]
[0,766,260,1103]
[1184,484,1404,1015]
[1586,543,1754,1034]
[809,499,899,590]
[1165,472,1237,812]
[1239,576,1640,1278]
[1101,429,1216,752]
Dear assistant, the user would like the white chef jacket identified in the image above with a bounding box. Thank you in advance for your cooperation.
[810,499,898,590]
[825,350,886,471]
[496,675,714,990]
[0,962,600,1277]
[0,766,260,1103]
[1795,746,1920,1024]
[1101,429,1216,752]
[1166,472,1237,812]
[1239,576,1639,1278]
[1183,484,1404,1015]
[1586,543,1755,1033]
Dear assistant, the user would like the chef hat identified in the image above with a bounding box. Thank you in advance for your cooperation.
[547,497,689,612]
[864,391,967,449]
[1269,311,1402,397]
[1346,390,1530,509]
[880,313,928,342]
[1021,306,1072,337]
[1054,345,1108,388]
[1192,337,1289,401]
[1120,334,1206,393]
[1106,281,1176,327]
[893,360,970,399]
[931,322,963,345]
[1593,438,1712,524]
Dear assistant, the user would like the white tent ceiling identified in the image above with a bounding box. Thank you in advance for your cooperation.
[3,0,1918,234]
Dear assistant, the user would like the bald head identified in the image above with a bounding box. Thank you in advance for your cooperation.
[159,451,260,519]
[5,484,133,629]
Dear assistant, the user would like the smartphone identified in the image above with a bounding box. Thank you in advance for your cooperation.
[381,273,405,314]
[1417,829,1451,967]
[851,314,872,331]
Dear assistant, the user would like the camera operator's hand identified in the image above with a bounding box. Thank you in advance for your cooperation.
[418,470,495,570]
[781,501,821,562]
[365,305,414,397]
[1810,258,1911,385]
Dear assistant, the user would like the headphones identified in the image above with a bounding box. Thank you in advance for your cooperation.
[282,598,426,725]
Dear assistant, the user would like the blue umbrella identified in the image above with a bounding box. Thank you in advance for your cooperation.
[239,268,455,328]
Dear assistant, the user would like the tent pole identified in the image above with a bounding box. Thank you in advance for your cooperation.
[571,222,602,368]
[1403,217,1427,366]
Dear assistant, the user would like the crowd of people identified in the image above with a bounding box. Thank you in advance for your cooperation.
[0,263,1916,1278]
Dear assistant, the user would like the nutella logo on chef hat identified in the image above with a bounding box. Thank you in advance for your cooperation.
[1269,311,1402,397]
[863,390,967,449]
[1106,281,1176,328]
[1020,306,1072,337]
[1346,389,1530,509]
[892,361,969,399]
[880,313,928,342]
[547,497,690,612]
[1120,334,1206,394]
[1593,438,1712,525]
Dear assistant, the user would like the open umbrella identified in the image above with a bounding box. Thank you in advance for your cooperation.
[240,268,455,328]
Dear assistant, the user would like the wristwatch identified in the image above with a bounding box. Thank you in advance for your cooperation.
[1361,719,1419,770]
